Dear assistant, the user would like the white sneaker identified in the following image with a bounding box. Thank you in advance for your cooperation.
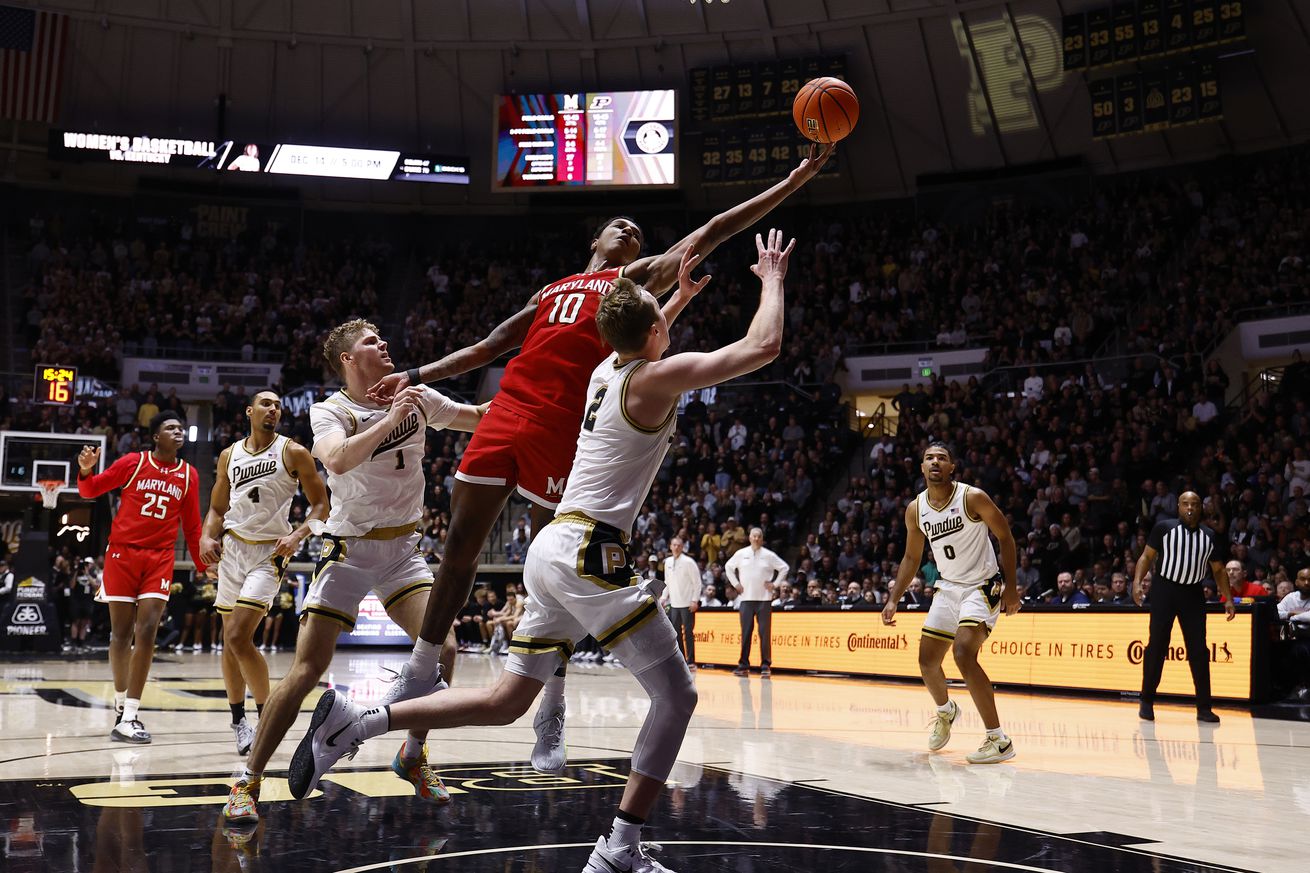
[215,643,224,653]
[232,718,255,756]
[966,734,1016,764]
[379,663,448,707]
[531,698,567,775]
[287,689,366,799]
[111,719,152,744]
[192,643,202,652]
[582,836,676,872]
[928,700,958,751]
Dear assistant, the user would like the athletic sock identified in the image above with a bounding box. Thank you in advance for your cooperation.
[987,727,1007,741]
[540,671,566,710]
[361,706,392,740]
[402,733,424,761]
[121,699,140,722]
[608,810,645,848]
[407,637,441,677]
[230,703,246,725]
[937,700,955,715]
[113,690,127,712]
[240,767,261,784]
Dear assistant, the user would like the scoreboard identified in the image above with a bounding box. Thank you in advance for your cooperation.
[1064,0,1245,70]
[1091,60,1221,138]
[34,364,77,406]
[688,55,847,124]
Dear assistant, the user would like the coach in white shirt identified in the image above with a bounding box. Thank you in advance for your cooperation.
[726,528,789,677]
[663,537,703,669]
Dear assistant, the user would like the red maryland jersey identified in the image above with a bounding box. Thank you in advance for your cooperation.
[495,267,620,425]
[77,452,207,572]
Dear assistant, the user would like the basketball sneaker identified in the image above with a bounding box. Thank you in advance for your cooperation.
[531,699,567,776]
[222,776,261,824]
[232,718,255,756]
[380,663,448,707]
[966,734,1016,764]
[287,689,366,799]
[927,700,958,751]
[111,719,151,744]
[582,836,676,872]
[391,743,451,803]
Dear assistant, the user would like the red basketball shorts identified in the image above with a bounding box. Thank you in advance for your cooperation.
[102,543,175,603]
[455,402,578,508]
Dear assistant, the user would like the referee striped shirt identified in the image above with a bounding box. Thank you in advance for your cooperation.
[1147,519,1223,585]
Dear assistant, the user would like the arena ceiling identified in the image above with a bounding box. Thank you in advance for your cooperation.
[10,0,1310,207]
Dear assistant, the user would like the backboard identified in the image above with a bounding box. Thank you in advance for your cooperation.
[0,430,107,497]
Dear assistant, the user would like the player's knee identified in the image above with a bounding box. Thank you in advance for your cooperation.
[109,625,133,646]
[952,638,977,667]
[918,645,941,670]
[669,680,698,724]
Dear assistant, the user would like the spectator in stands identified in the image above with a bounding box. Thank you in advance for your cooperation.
[1050,571,1090,605]
[1227,560,1270,600]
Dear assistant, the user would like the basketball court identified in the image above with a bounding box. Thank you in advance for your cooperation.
[0,649,1301,872]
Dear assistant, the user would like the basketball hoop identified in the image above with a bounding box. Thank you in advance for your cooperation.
[36,479,65,510]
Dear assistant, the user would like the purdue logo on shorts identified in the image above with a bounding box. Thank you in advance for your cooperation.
[578,525,635,591]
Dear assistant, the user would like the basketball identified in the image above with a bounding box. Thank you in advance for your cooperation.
[792,76,859,144]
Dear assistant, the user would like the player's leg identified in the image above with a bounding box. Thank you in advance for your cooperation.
[221,606,268,755]
[412,480,516,665]
[921,582,963,751]
[106,601,135,699]
[954,584,1014,764]
[223,614,339,823]
[108,596,167,744]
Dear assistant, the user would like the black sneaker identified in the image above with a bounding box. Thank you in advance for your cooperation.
[1196,710,1221,724]
[732,667,749,677]
[1138,704,1154,721]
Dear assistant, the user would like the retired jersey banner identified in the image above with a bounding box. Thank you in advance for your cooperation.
[693,608,1254,700]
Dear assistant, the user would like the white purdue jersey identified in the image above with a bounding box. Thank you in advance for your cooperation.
[917,482,999,585]
[557,356,677,533]
[308,387,461,537]
[225,434,298,542]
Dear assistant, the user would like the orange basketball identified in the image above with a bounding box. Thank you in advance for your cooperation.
[792,76,859,144]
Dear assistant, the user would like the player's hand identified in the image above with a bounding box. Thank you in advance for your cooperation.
[1224,599,1236,621]
[476,401,491,418]
[78,445,101,476]
[273,532,302,560]
[676,248,711,301]
[750,228,797,282]
[388,386,424,422]
[199,534,223,565]
[1002,585,1022,617]
[1132,584,1144,607]
[881,600,898,626]
[367,371,409,404]
[789,142,835,184]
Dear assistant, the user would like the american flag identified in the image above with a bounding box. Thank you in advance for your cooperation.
[0,5,67,124]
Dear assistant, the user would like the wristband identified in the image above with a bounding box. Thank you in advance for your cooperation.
[406,367,422,387]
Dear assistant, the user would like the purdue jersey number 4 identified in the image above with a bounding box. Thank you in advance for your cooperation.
[917,483,999,585]
[225,434,298,542]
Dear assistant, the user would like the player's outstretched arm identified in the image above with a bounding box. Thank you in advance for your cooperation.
[76,449,135,499]
[635,230,792,404]
[368,295,541,403]
[182,465,208,575]
[275,443,330,559]
[968,488,1021,616]
[315,387,424,475]
[660,248,712,330]
[883,502,924,625]
[199,446,233,565]
[626,143,832,295]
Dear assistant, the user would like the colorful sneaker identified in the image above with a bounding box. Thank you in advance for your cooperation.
[380,663,448,707]
[582,835,676,872]
[966,734,1016,764]
[222,776,261,824]
[928,700,958,752]
[287,689,366,799]
[232,718,255,756]
[111,718,151,744]
[530,698,567,776]
[391,743,451,803]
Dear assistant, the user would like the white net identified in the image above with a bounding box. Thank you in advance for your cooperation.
[36,480,64,510]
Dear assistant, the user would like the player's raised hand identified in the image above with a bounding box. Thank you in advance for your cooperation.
[789,141,835,183]
[367,371,408,404]
[750,228,797,282]
[676,248,712,301]
[78,445,101,476]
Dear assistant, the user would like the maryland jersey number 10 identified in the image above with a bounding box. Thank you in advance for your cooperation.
[547,292,585,325]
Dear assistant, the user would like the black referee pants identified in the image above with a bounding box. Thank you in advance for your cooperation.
[739,601,772,669]
[1140,577,1212,712]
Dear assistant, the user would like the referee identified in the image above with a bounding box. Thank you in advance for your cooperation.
[1133,491,1235,723]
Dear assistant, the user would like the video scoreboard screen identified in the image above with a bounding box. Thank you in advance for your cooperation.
[1064,1,1246,70]
[493,90,676,190]
[688,55,847,124]
[49,131,470,184]
[1090,60,1221,138]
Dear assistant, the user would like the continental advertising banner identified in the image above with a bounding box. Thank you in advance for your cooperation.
[693,609,1253,700]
